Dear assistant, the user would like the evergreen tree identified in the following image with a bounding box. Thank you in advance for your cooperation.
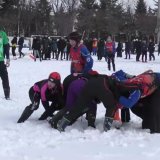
[135,0,156,36]
[99,0,124,35]
[135,0,147,16]
[77,0,125,37]
[0,0,19,34]
[121,5,135,36]
[80,0,95,9]
[76,0,97,36]
[53,0,78,36]
[99,0,107,10]
[34,0,52,34]
[0,0,16,14]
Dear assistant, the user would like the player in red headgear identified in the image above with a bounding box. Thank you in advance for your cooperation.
[17,72,64,123]
[48,72,61,89]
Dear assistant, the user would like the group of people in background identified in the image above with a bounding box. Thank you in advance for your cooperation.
[31,36,70,61]
[116,38,156,62]
[11,34,25,59]
[9,32,159,74]
[31,35,117,71]
[84,36,157,62]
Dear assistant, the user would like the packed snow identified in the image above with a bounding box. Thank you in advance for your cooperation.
[1,48,160,160]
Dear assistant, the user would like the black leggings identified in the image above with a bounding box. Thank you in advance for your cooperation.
[12,47,16,57]
[131,88,160,133]
[106,54,115,71]
[149,51,155,61]
[0,61,10,97]
[29,87,40,108]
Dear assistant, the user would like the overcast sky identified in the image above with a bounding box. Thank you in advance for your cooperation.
[121,0,156,8]
[146,0,156,7]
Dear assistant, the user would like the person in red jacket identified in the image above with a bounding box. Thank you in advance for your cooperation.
[17,72,64,123]
[92,38,98,55]
[68,32,93,74]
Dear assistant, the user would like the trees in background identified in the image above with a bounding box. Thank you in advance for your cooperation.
[51,0,79,36]
[134,0,156,39]
[0,0,52,36]
[0,0,157,37]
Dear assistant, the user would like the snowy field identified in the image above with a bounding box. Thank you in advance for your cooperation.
[1,48,160,160]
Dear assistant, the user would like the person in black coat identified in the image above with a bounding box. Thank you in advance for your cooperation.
[116,41,123,57]
[85,38,93,54]
[11,35,17,59]
[135,39,142,62]
[57,37,66,60]
[97,38,105,60]
[32,37,42,61]
[66,42,71,60]
[18,36,25,58]
[50,38,58,59]
[148,39,155,61]
[125,40,131,59]
[141,39,148,62]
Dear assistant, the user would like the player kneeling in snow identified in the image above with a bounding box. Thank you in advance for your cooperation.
[54,74,120,132]
[17,72,64,123]
[55,69,160,133]
[49,71,99,129]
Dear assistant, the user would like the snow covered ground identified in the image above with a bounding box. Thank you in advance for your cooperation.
[1,48,160,160]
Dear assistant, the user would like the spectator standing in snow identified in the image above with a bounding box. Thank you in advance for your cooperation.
[57,37,66,60]
[92,38,98,56]
[135,39,142,62]
[97,38,105,60]
[125,40,131,59]
[105,36,116,71]
[11,34,17,60]
[116,41,123,57]
[32,37,42,61]
[141,39,148,62]
[148,39,155,61]
[51,38,57,59]
[18,35,25,58]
